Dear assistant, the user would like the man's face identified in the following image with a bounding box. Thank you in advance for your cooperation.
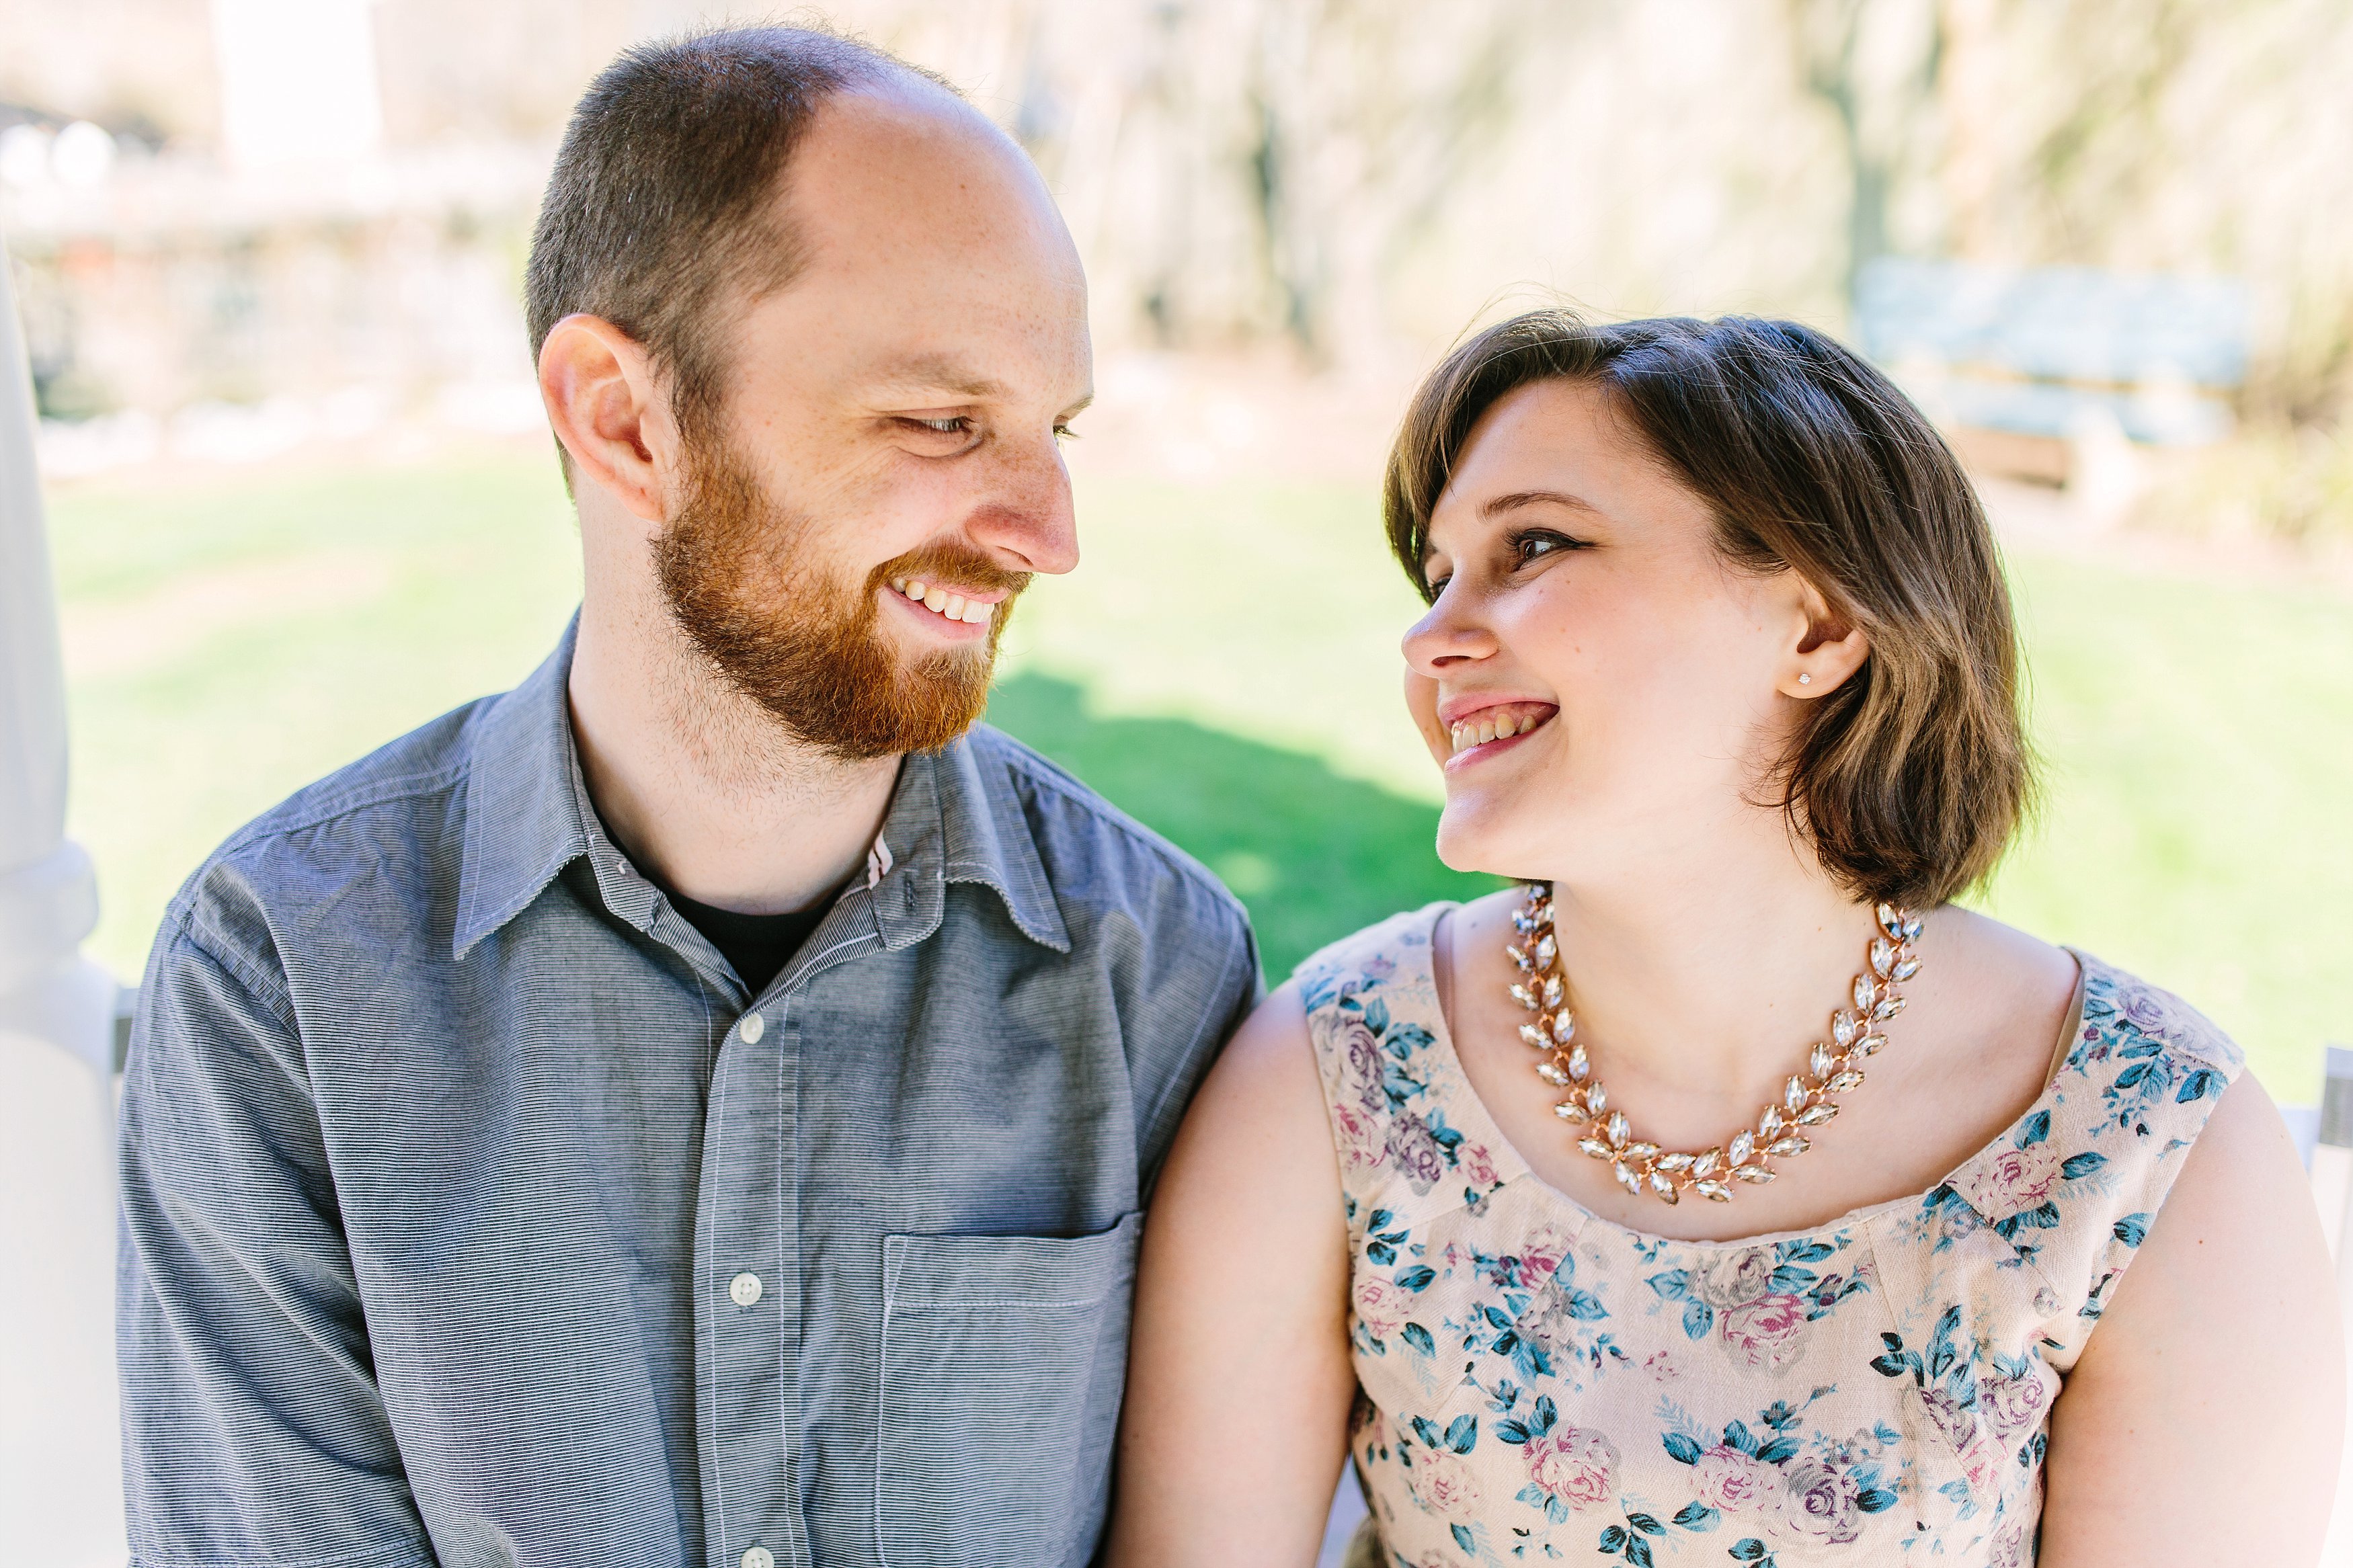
[655,80,1091,759]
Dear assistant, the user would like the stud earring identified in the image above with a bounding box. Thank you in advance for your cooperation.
[1797,673,1812,686]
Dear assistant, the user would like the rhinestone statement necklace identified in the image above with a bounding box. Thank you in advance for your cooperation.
[1507,884,1923,1205]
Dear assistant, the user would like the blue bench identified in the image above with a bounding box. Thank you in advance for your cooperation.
[1851,257,2252,468]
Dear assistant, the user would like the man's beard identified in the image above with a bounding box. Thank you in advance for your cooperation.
[653,430,1030,761]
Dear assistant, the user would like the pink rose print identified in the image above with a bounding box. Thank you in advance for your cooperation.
[1415,1450,1482,1516]
[1780,1457,1864,1544]
[1693,1246,1776,1309]
[1964,1143,2062,1218]
[1517,1225,1572,1283]
[1354,1274,1410,1339]
[1461,1143,1499,1187]
[1987,1519,2031,1568]
[1979,1369,2051,1440]
[1332,1015,1383,1087]
[1525,1426,1620,1512]
[1956,1425,2007,1495]
[1718,1292,1811,1372]
[1330,1101,1384,1172]
[1691,1445,1777,1514]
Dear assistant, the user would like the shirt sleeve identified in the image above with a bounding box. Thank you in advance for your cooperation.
[117,917,436,1568]
[1131,894,1263,1202]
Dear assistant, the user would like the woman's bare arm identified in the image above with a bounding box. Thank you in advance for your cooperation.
[1107,983,1360,1567]
[2039,1073,2344,1565]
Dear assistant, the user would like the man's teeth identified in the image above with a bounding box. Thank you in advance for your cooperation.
[1448,709,1548,754]
[891,578,995,624]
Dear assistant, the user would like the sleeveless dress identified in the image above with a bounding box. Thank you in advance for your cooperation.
[1300,905,2243,1568]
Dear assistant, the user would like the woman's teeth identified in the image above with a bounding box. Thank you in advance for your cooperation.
[891,578,995,624]
[1448,708,1550,755]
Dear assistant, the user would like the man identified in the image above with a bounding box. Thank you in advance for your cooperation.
[116,28,1257,1568]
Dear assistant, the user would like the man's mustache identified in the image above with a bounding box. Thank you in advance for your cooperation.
[867,542,1031,604]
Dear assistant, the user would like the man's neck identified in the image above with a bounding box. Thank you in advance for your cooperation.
[566,587,902,916]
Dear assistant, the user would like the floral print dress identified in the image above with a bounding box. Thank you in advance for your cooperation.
[1302,905,2242,1568]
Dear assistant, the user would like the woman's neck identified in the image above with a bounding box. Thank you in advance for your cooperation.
[1539,828,1885,1122]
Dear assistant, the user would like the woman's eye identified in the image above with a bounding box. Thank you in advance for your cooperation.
[1513,530,1582,566]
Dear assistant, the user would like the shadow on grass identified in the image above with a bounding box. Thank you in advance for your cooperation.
[986,672,1504,981]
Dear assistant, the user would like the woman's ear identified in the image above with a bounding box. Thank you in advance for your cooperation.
[1782,578,1870,700]
[538,313,681,526]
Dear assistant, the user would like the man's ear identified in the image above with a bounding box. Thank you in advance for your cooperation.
[1782,576,1871,700]
[538,314,679,525]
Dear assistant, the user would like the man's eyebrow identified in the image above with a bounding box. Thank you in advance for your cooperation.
[1480,489,1605,520]
[872,355,1007,399]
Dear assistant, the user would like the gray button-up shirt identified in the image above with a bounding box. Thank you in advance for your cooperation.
[116,625,1259,1568]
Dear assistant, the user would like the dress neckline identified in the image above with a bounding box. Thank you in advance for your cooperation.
[1404,901,2090,1253]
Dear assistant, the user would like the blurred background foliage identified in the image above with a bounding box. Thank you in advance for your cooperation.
[5,0,2350,1098]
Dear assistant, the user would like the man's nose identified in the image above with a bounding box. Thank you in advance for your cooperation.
[967,431,1080,577]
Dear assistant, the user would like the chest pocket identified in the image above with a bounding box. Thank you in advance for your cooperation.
[875,1212,1143,1568]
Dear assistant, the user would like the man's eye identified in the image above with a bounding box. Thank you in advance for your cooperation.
[903,416,970,436]
[1053,423,1079,442]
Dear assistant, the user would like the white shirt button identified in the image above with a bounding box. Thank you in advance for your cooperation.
[738,1013,765,1044]
[728,1271,762,1307]
[741,1547,774,1568]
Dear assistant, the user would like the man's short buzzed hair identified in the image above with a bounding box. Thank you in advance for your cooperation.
[525,26,935,433]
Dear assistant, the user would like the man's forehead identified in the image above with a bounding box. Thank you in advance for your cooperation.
[869,354,1007,399]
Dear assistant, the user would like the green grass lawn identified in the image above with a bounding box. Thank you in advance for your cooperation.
[47,446,2353,1100]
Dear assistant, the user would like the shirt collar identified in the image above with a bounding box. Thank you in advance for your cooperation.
[865,732,1070,954]
[453,620,1070,959]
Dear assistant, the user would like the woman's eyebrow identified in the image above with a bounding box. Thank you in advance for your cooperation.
[1480,489,1605,520]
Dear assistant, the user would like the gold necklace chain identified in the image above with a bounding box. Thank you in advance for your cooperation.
[1506,883,1923,1205]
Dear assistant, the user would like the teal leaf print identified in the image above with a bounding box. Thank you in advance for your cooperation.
[1626,1537,1656,1567]
[1566,1289,1609,1321]
[1445,1415,1479,1453]
[1516,1484,1546,1505]
[1722,1419,1755,1454]
[1412,1416,1442,1448]
[2177,1067,2223,1103]
[1398,1266,1437,1292]
[1646,1270,1691,1302]
[1401,1321,1435,1356]
[1729,1539,1770,1561]
[1663,1432,1704,1464]
[1599,1525,1629,1552]
[1752,1436,1798,1464]
[2018,1108,2051,1147]
[2112,1212,2150,1247]
[1671,1502,1720,1530]
[1497,1394,1556,1445]
[1451,1522,1474,1553]
[1857,1487,1897,1512]
[1682,1299,1714,1339]
[1363,997,1390,1036]
[1627,1512,1666,1536]
[2059,1151,2108,1180]
[1778,1239,1835,1265]
[1995,1201,2061,1238]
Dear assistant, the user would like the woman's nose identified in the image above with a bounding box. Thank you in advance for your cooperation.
[1402,587,1499,675]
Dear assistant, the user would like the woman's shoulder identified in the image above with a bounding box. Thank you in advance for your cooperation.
[1913,950,2253,1366]
[1291,900,1457,1017]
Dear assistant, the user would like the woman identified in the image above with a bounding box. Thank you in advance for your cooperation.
[1108,313,2342,1566]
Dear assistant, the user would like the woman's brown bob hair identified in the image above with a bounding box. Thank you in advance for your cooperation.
[1384,311,2031,909]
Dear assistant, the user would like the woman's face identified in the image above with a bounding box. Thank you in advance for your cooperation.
[1402,377,1838,884]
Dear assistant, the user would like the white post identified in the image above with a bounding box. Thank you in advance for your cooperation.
[0,227,128,1563]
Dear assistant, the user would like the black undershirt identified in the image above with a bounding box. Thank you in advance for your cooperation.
[666,889,829,995]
